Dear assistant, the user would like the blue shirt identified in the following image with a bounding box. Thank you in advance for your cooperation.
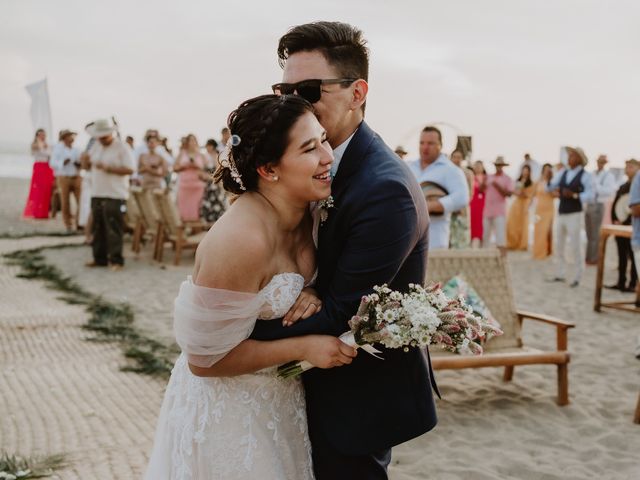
[408,154,469,249]
[546,166,595,204]
[629,172,640,247]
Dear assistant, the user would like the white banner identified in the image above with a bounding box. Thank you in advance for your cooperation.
[25,78,53,139]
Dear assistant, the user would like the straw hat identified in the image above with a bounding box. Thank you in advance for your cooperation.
[394,145,408,155]
[59,129,76,140]
[86,118,118,138]
[565,146,588,166]
[494,156,509,166]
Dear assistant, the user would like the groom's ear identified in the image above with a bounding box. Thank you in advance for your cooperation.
[350,79,368,111]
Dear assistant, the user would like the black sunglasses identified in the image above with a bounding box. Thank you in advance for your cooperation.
[271,78,357,104]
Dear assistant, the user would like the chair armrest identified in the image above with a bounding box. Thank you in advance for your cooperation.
[517,310,575,351]
[517,310,575,329]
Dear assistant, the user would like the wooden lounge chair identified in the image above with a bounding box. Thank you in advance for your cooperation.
[151,189,208,265]
[426,249,576,405]
[129,186,162,257]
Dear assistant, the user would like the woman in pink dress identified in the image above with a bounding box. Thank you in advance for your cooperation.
[174,134,206,221]
[469,160,486,247]
[23,128,55,219]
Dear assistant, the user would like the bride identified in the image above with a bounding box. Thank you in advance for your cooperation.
[144,94,357,479]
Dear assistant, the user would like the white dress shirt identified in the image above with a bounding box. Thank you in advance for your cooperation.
[408,154,470,249]
[330,130,357,178]
[50,142,81,177]
[590,169,617,204]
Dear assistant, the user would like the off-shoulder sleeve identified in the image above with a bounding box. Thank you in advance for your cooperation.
[173,277,266,368]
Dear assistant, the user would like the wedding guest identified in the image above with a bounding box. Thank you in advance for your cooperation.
[547,146,594,287]
[23,128,55,219]
[50,129,82,231]
[394,145,408,160]
[219,127,231,152]
[138,135,169,190]
[506,164,535,250]
[470,160,486,247]
[174,133,206,221]
[133,129,174,168]
[532,163,555,259]
[482,156,514,255]
[584,154,617,264]
[606,159,639,291]
[84,118,135,271]
[408,126,469,249]
[629,166,640,306]
[200,139,227,223]
[449,149,473,249]
[125,135,135,151]
[78,136,95,242]
[518,152,541,181]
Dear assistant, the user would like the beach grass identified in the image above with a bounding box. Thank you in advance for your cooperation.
[0,451,68,479]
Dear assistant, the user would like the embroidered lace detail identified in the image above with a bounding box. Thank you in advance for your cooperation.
[258,272,305,319]
[145,273,314,480]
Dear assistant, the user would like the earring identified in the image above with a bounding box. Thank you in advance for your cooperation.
[272,175,279,181]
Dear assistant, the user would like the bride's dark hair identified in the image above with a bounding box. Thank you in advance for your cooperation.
[214,94,313,195]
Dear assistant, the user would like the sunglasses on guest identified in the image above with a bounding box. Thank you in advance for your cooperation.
[271,78,357,104]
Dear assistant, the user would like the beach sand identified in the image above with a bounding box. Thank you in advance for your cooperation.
[1,176,639,479]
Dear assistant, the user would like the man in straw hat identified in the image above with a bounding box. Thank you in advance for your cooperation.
[547,146,594,287]
[584,154,617,265]
[394,145,408,159]
[481,156,514,255]
[50,129,82,232]
[84,118,135,271]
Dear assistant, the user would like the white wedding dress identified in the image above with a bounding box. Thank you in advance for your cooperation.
[144,272,314,480]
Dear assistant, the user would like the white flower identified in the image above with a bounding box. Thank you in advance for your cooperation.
[317,195,335,224]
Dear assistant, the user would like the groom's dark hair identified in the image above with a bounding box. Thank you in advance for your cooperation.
[277,21,370,83]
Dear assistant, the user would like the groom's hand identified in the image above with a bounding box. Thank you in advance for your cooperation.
[283,287,322,326]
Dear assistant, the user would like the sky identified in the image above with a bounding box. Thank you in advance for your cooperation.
[1,0,639,172]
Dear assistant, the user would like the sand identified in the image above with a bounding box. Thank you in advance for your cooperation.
[1,176,639,479]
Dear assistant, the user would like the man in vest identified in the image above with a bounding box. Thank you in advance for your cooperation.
[547,146,594,287]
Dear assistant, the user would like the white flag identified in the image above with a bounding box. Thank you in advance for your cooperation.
[25,78,53,139]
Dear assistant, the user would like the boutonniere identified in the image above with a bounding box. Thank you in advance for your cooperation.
[317,195,335,224]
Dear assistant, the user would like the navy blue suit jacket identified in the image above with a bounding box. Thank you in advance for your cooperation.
[251,121,438,455]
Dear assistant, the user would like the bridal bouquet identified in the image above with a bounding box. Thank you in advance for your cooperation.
[277,283,503,378]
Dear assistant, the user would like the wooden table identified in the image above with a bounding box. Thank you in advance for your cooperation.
[594,224,637,313]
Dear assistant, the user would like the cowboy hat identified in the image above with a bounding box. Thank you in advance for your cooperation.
[565,146,588,166]
[85,118,118,138]
[394,145,408,155]
[59,129,76,140]
[494,156,509,166]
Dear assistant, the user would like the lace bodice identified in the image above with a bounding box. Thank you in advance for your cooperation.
[257,272,305,320]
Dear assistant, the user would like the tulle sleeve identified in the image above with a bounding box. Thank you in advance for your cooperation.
[173,276,266,368]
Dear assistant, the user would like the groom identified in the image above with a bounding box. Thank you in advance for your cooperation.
[250,21,438,479]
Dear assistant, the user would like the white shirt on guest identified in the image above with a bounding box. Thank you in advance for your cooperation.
[408,153,470,250]
[89,138,135,200]
[590,169,617,204]
[50,142,81,177]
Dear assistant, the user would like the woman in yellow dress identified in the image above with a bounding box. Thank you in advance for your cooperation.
[532,163,555,259]
[506,165,535,250]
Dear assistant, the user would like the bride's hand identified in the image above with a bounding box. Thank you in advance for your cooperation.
[283,287,322,326]
[302,335,357,369]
